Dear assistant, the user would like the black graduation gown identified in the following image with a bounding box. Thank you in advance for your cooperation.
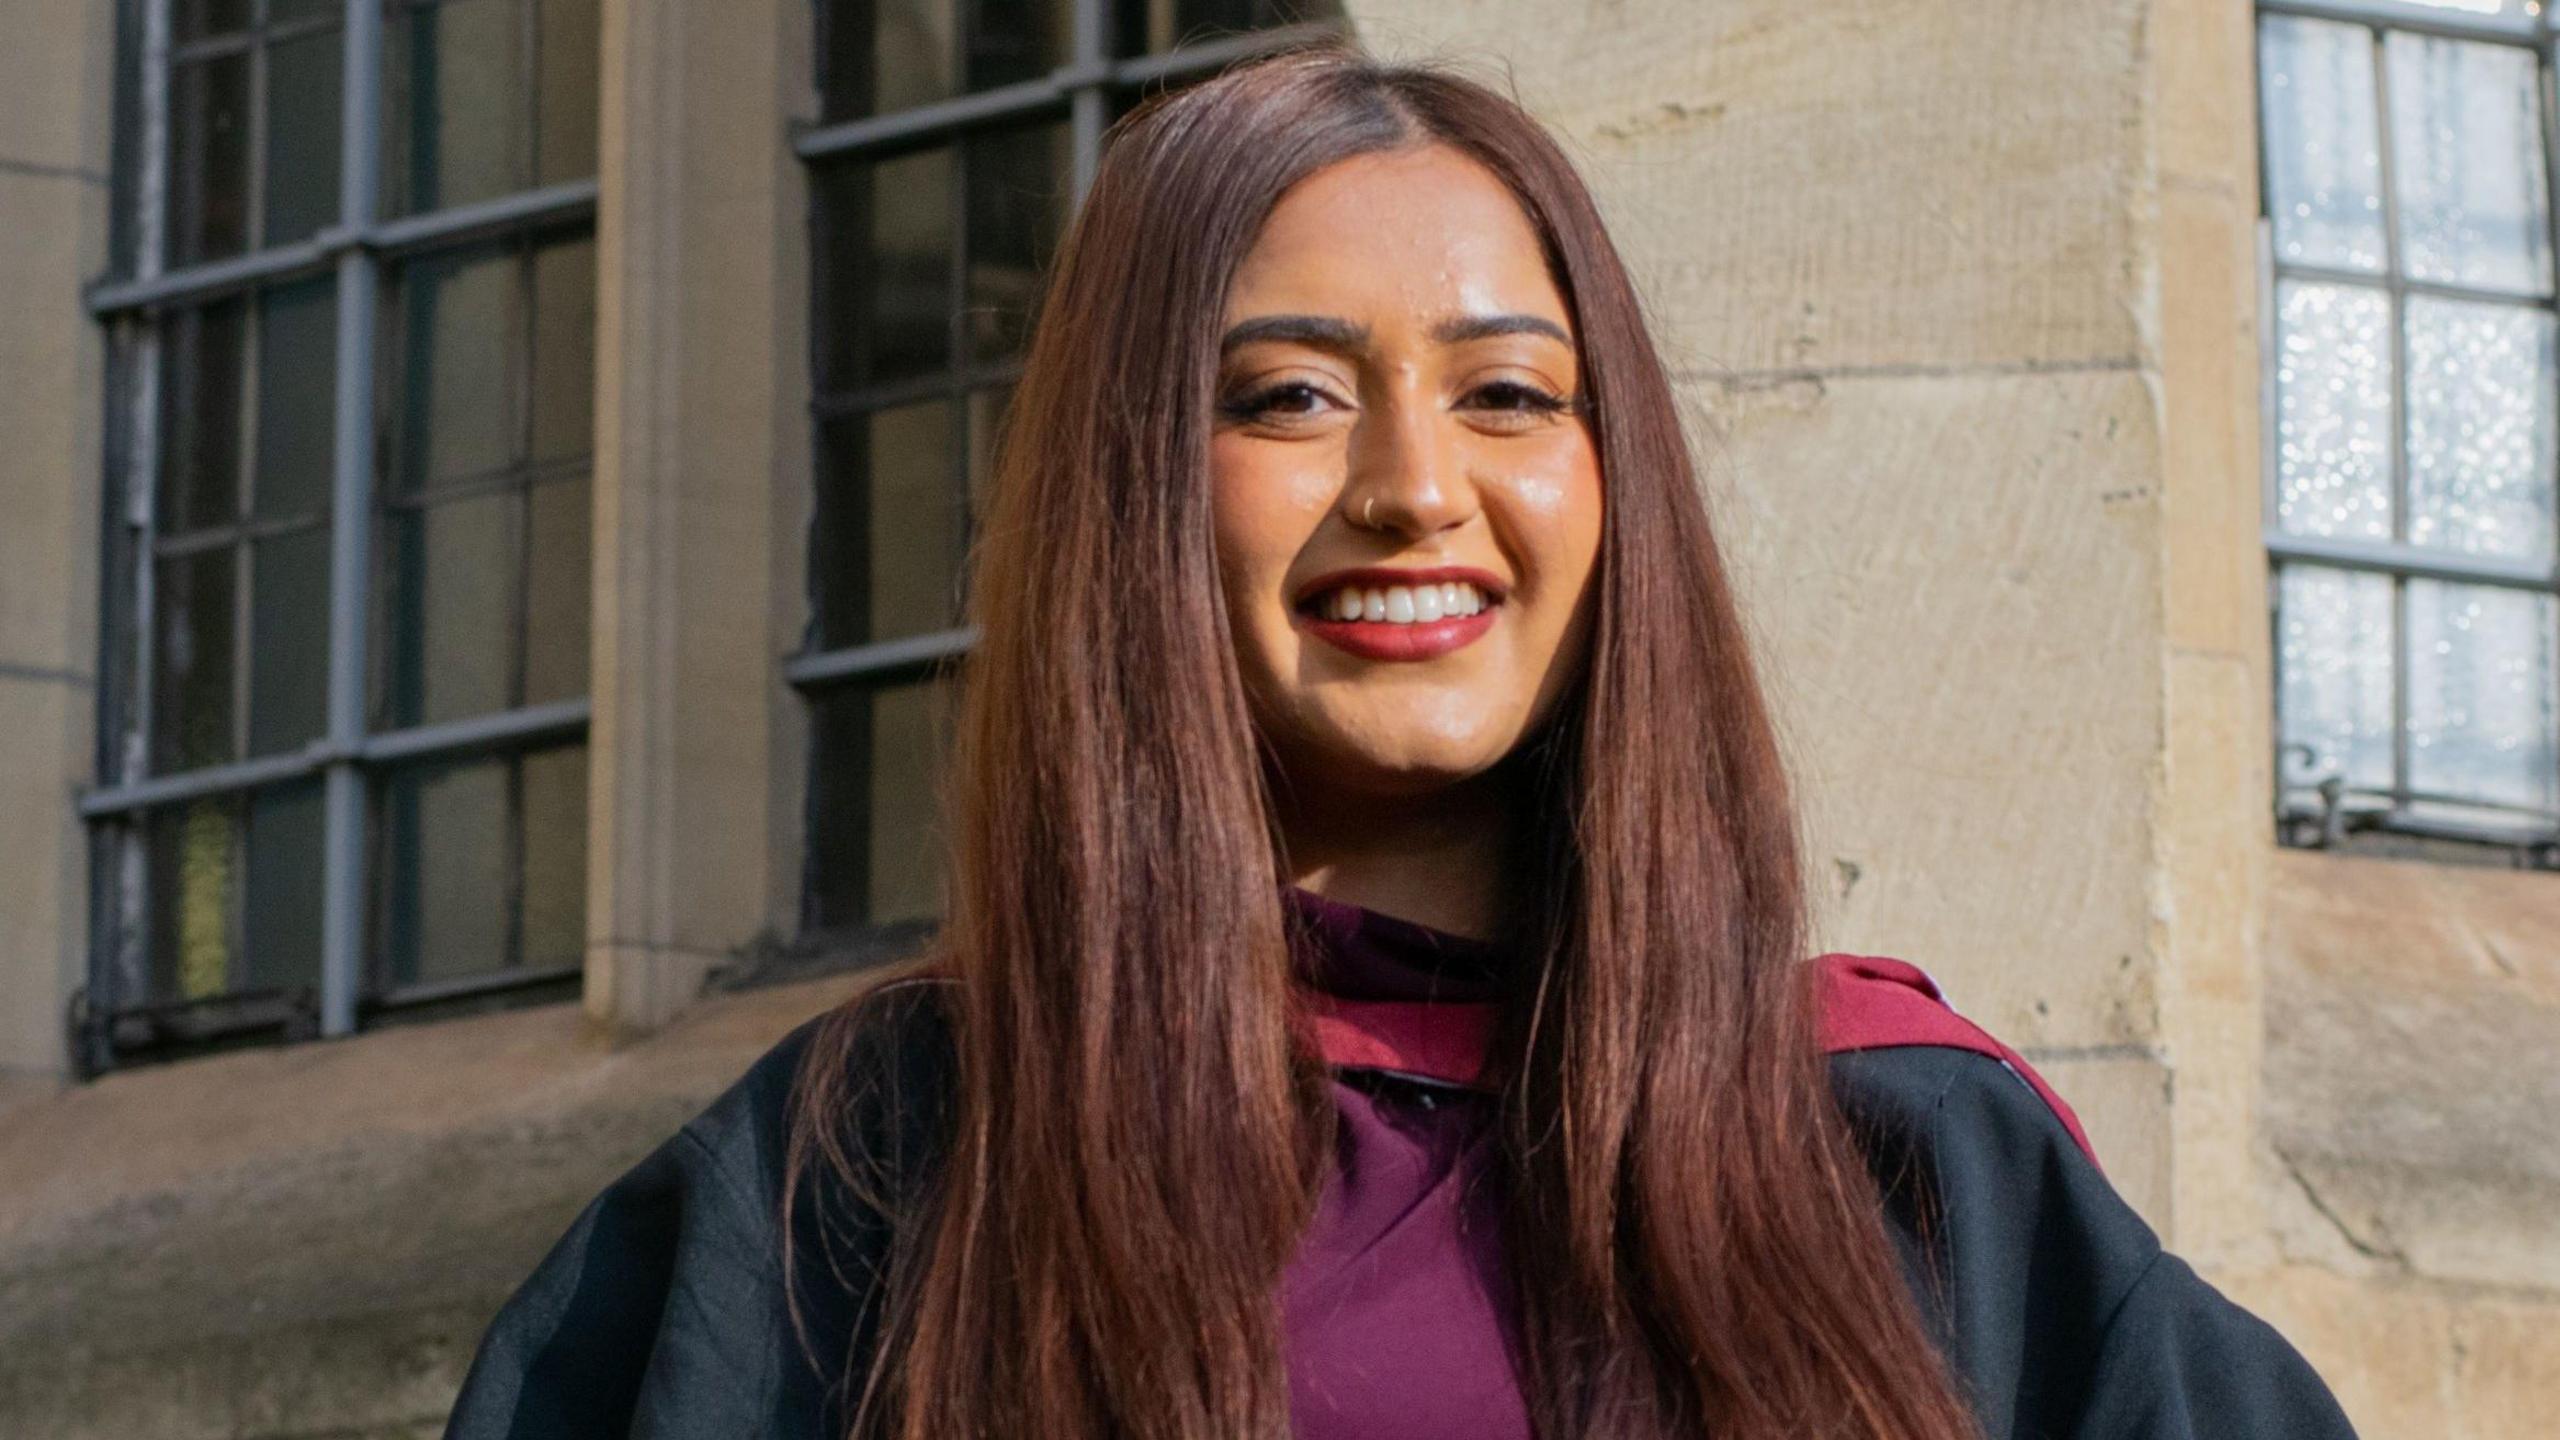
[440,979,2363,1439]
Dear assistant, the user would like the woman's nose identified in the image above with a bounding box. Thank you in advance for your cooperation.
[1340,383,1477,537]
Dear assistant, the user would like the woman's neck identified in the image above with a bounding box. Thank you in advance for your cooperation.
[1274,767,1516,942]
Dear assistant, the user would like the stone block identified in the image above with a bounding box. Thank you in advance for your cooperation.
[1348,0,2151,376]
[1689,367,2164,1052]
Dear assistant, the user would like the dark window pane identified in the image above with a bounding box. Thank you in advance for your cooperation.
[518,743,586,967]
[820,0,958,123]
[247,525,332,756]
[148,797,241,1001]
[242,778,327,995]
[813,146,954,392]
[812,401,960,649]
[528,236,595,464]
[379,755,510,985]
[964,123,1069,364]
[175,0,255,42]
[805,679,955,930]
[170,51,253,268]
[963,0,1069,93]
[534,0,600,186]
[391,242,519,494]
[270,0,340,23]
[253,276,338,520]
[523,472,589,705]
[1114,0,1332,56]
[152,547,239,772]
[380,488,520,727]
[158,298,249,537]
[964,381,1010,547]
[263,23,345,248]
[384,0,531,217]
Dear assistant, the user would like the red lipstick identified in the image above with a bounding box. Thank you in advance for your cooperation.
[1290,565,1508,663]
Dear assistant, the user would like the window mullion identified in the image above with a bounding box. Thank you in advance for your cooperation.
[318,0,386,1039]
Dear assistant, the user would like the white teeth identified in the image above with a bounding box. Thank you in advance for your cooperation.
[1311,580,1492,624]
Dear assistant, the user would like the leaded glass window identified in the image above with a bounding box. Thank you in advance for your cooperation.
[2257,0,2560,856]
[82,0,600,1068]
[793,0,1340,935]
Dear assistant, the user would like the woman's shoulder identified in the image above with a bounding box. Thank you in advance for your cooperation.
[1814,952,2362,1440]
[440,975,959,1440]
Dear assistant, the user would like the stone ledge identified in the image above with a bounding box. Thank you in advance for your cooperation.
[0,973,864,1438]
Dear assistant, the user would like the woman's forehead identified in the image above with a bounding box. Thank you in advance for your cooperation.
[1223,145,1571,336]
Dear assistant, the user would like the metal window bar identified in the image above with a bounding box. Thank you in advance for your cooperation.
[2256,0,2560,858]
[80,0,600,1070]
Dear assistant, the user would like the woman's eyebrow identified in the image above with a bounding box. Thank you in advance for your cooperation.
[1220,314,1370,355]
[1429,312,1573,347]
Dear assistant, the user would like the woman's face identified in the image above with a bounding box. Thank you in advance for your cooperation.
[1212,143,1604,800]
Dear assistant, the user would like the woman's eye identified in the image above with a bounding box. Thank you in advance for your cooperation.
[1219,381,1340,423]
[1464,380,1575,420]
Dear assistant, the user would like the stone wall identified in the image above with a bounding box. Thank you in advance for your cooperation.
[1,1,2553,1435]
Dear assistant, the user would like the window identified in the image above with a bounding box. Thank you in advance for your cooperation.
[792,0,1342,937]
[2257,0,2560,860]
[79,0,600,1070]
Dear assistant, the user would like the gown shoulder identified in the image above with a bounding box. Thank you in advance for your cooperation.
[439,977,955,1440]
[1827,1032,2362,1439]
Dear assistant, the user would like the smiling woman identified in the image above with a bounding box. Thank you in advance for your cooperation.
[441,36,2363,1440]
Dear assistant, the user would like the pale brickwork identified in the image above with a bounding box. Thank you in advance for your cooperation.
[0,1,2551,1434]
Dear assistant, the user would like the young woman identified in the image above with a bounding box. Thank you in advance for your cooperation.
[444,39,2362,1440]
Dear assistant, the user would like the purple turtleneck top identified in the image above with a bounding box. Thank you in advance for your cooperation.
[1277,884,1532,1440]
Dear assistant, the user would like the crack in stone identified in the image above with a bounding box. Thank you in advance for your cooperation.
[2278,1147,2410,1270]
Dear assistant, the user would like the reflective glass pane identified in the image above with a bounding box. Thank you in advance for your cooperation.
[170,51,252,267]
[2277,565,2394,792]
[964,123,1070,365]
[965,382,1011,526]
[820,0,957,122]
[253,277,338,520]
[148,797,240,1001]
[2387,33,2553,296]
[528,236,595,464]
[247,524,331,756]
[813,147,954,392]
[384,0,531,217]
[534,0,600,186]
[805,679,955,930]
[812,401,960,649]
[2408,580,2558,811]
[963,0,1070,93]
[2258,17,2384,273]
[523,473,590,706]
[152,547,238,772]
[518,743,586,968]
[393,243,519,493]
[379,756,510,985]
[380,488,520,727]
[2273,280,2394,541]
[174,0,254,42]
[263,23,344,248]
[2406,296,2557,562]
[158,299,248,536]
[270,0,340,23]
[242,778,326,995]
[1115,0,1333,56]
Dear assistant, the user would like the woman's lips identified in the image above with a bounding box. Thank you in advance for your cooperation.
[1298,606,1497,661]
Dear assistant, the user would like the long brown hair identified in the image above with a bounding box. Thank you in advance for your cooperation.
[786,37,1979,1440]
